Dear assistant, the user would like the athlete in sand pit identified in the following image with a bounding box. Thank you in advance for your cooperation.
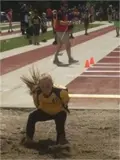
[21,68,70,148]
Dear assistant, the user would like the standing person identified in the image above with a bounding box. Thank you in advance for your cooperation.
[46,7,53,27]
[26,11,34,44]
[52,10,57,45]
[99,7,104,21]
[78,4,82,24]
[67,9,74,39]
[83,9,90,35]
[80,5,86,24]
[6,8,13,33]
[41,12,47,42]
[107,5,113,23]
[89,5,95,23]
[53,6,78,65]
[20,3,28,35]
[114,8,120,37]
[32,10,41,45]
[24,11,29,37]
[21,69,70,148]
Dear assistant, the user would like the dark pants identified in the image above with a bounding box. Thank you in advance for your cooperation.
[33,24,40,36]
[20,21,26,34]
[84,21,89,34]
[26,109,67,144]
[20,13,25,34]
[26,26,33,38]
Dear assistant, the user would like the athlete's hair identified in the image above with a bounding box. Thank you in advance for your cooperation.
[39,73,53,84]
[21,67,53,95]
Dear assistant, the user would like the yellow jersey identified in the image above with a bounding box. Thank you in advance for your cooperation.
[33,84,70,115]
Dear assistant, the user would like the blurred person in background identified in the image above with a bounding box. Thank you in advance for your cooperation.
[80,5,86,24]
[26,11,34,44]
[46,7,53,27]
[89,5,95,23]
[83,8,90,35]
[24,11,29,37]
[114,7,120,37]
[52,9,57,45]
[98,7,104,21]
[107,5,113,23]
[6,8,13,33]
[67,9,74,39]
[32,10,41,45]
[77,4,82,24]
[41,12,48,42]
[20,3,28,35]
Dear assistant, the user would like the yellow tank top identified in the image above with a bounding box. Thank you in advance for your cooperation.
[35,85,69,115]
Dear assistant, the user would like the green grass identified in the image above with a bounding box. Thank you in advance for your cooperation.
[0,25,20,30]
[0,24,102,52]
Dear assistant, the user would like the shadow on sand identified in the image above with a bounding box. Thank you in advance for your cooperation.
[22,138,72,159]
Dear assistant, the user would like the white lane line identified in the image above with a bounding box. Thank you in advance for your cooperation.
[79,75,120,78]
[91,66,119,68]
[85,70,120,72]
[106,56,120,58]
[112,51,120,52]
[67,74,120,78]
[69,94,120,99]
[96,63,119,65]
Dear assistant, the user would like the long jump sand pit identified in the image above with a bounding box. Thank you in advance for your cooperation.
[0,109,119,159]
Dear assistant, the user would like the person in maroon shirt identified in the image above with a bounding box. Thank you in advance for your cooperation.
[53,6,78,65]
[46,8,53,27]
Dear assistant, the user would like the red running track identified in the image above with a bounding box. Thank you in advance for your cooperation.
[0,26,114,76]
[67,46,119,108]
[67,46,120,95]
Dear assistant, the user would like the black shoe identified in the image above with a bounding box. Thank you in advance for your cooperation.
[69,58,79,64]
[57,134,70,148]
[70,35,74,39]
[53,58,62,64]
[53,41,57,45]
[85,33,88,35]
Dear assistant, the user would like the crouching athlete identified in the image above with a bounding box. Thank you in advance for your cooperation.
[21,70,70,148]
